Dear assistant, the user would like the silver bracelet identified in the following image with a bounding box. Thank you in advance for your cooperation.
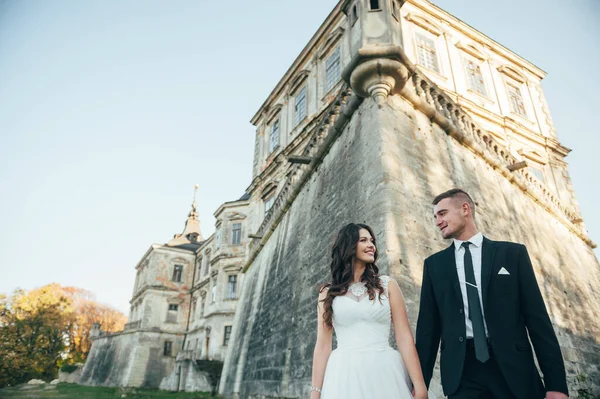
[310,386,322,394]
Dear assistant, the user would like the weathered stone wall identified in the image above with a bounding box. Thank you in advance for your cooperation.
[79,330,183,389]
[219,96,600,398]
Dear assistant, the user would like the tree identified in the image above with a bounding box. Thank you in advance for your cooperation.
[0,284,72,387]
[0,284,127,387]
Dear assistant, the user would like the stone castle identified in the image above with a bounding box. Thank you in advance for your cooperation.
[81,0,600,398]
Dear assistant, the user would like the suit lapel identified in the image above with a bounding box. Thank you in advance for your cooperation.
[481,237,497,310]
[443,244,462,303]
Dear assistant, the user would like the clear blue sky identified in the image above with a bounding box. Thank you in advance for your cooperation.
[0,0,598,315]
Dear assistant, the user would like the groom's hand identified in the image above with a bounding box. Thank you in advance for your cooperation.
[546,391,568,399]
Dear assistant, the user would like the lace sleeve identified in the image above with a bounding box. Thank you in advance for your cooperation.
[379,275,391,297]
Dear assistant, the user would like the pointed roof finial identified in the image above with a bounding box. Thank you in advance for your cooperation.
[189,184,199,219]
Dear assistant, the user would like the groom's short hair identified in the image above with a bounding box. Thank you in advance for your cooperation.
[432,189,475,213]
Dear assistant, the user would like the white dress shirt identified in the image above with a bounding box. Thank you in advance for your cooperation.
[453,232,489,338]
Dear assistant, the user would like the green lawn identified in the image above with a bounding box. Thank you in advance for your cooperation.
[0,383,216,399]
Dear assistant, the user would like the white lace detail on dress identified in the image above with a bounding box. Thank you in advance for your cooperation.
[379,275,391,298]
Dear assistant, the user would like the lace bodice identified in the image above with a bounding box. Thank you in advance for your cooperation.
[332,276,392,351]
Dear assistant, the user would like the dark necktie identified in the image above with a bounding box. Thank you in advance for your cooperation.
[462,241,490,363]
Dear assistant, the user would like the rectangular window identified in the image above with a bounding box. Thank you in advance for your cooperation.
[294,86,307,127]
[415,33,440,73]
[172,264,183,282]
[191,298,197,320]
[223,326,232,346]
[369,0,380,10]
[167,304,178,323]
[199,298,205,317]
[163,341,172,356]
[325,46,341,92]
[507,82,526,117]
[269,120,280,153]
[465,59,487,97]
[226,275,237,299]
[265,196,275,214]
[231,223,242,245]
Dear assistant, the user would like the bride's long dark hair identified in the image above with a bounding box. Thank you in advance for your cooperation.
[320,223,384,328]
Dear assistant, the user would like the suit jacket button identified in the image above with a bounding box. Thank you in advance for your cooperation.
[459,309,464,314]
[459,336,464,342]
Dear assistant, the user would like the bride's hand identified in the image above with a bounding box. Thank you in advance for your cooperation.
[412,387,428,399]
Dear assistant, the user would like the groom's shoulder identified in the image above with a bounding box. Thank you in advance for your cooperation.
[486,237,524,252]
[424,246,451,264]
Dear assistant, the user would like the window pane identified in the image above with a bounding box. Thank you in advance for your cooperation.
[227,275,237,299]
[416,33,439,73]
[465,59,487,97]
[269,120,280,153]
[294,86,307,127]
[232,223,242,245]
[223,326,232,346]
[507,83,526,116]
[325,47,341,91]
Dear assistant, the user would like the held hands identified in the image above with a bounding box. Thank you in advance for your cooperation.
[411,386,429,399]
[546,392,568,399]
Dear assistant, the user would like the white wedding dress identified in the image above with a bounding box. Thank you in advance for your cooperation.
[321,276,431,399]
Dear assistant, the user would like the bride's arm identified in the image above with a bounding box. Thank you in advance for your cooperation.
[310,288,333,398]
[388,278,428,399]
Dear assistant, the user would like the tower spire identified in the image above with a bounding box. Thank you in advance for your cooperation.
[189,184,199,219]
[167,184,203,246]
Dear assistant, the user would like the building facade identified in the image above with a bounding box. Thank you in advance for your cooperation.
[219,0,600,398]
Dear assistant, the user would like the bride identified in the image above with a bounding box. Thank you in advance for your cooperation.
[310,223,429,399]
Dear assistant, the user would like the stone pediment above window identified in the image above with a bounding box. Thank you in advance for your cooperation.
[266,104,283,125]
[288,70,310,95]
[405,13,442,36]
[318,27,345,59]
[456,41,487,61]
[172,257,188,264]
[223,264,242,273]
[227,212,247,221]
[497,65,527,84]
[518,148,547,165]
[261,182,278,199]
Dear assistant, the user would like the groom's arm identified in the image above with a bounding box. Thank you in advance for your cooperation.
[517,244,568,395]
[416,258,441,388]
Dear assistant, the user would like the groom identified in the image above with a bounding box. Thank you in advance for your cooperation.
[415,189,568,398]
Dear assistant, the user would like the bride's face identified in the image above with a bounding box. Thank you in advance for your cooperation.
[355,228,376,264]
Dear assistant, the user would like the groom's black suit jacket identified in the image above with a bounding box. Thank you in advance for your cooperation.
[415,237,568,398]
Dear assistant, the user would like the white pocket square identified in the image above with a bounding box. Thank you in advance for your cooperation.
[498,267,510,275]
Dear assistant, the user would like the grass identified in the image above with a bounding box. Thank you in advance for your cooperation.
[0,383,216,399]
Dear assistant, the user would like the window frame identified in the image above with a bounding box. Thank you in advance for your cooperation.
[269,119,280,153]
[414,31,441,74]
[505,80,527,118]
[463,56,488,98]
[293,85,307,127]
[172,264,183,283]
[231,223,242,245]
[226,275,237,299]
[325,46,341,93]
[223,326,232,346]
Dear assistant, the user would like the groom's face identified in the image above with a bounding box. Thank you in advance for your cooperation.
[434,197,466,239]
